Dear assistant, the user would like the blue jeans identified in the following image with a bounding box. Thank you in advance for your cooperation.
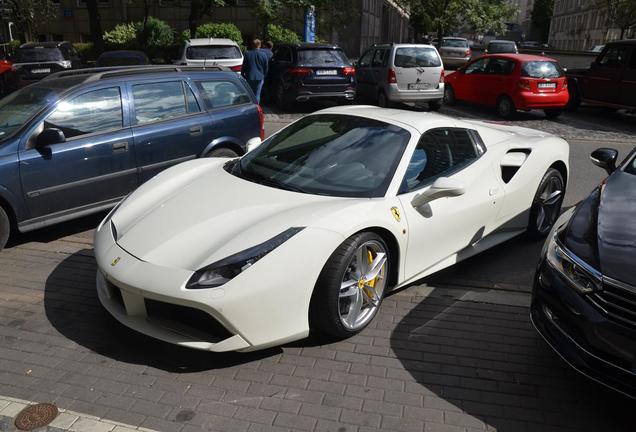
[247,79,264,104]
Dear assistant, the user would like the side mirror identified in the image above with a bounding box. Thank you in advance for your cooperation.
[590,147,618,175]
[411,177,465,208]
[36,128,66,148]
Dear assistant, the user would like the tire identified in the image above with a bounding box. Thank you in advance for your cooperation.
[527,168,565,238]
[496,95,516,119]
[443,85,456,105]
[377,91,392,108]
[428,99,442,111]
[544,109,563,119]
[310,232,390,338]
[206,148,239,158]
[0,206,10,251]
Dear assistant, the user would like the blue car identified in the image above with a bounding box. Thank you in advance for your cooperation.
[0,65,264,250]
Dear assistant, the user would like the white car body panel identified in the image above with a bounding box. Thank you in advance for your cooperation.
[94,106,569,352]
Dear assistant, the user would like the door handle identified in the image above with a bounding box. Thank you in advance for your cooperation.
[112,141,129,153]
[189,126,203,136]
[489,187,500,196]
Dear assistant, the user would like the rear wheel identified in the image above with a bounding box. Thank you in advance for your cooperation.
[544,109,563,119]
[496,95,516,119]
[275,81,290,110]
[0,206,11,251]
[310,232,389,338]
[377,91,392,108]
[527,168,565,238]
[443,85,456,105]
[428,99,442,111]
[206,148,239,158]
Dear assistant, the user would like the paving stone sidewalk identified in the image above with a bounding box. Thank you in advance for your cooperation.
[1,225,635,432]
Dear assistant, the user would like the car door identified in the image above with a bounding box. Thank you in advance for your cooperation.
[454,57,489,102]
[354,49,375,100]
[583,45,627,103]
[397,128,503,281]
[19,85,137,221]
[481,57,516,106]
[370,48,390,94]
[267,46,293,94]
[130,79,212,182]
[619,46,636,108]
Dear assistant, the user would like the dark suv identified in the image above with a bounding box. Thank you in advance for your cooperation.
[0,66,263,250]
[566,40,636,112]
[266,43,356,109]
[10,41,83,88]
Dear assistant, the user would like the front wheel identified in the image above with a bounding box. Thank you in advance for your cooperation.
[443,85,456,105]
[527,168,565,238]
[310,232,390,338]
[0,206,11,251]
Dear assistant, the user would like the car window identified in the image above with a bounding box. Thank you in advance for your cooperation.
[297,49,350,66]
[358,50,374,68]
[394,47,441,68]
[464,58,488,74]
[132,81,188,124]
[195,80,251,109]
[598,46,627,68]
[0,86,61,143]
[401,128,479,193]
[485,58,515,75]
[442,39,469,48]
[372,49,389,67]
[44,87,122,140]
[184,83,200,113]
[488,42,516,53]
[521,61,564,78]
[17,47,65,62]
[186,45,242,60]
[273,47,292,62]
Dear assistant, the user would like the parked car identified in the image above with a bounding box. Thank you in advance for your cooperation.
[9,41,83,88]
[444,54,569,119]
[485,40,518,54]
[566,40,636,112]
[0,65,264,251]
[96,50,150,67]
[265,43,356,109]
[438,37,472,68]
[0,54,12,95]
[356,43,444,110]
[518,41,540,49]
[94,106,568,352]
[532,146,636,398]
[174,38,243,72]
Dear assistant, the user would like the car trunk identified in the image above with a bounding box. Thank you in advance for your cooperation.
[521,61,567,94]
[293,48,354,93]
[439,41,470,58]
[392,46,443,91]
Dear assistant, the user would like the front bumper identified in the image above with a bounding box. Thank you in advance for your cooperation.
[386,83,444,103]
[94,219,344,352]
[514,91,569,110]
[531,259,636,398]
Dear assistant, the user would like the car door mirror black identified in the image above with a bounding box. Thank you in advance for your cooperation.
[590,147,618,175]
[36,128,66,148]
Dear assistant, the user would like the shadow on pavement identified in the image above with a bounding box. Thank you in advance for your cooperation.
[43,249,279,372]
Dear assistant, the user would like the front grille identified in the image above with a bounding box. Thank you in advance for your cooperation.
[144,299,233,342]
[589,278,636,328]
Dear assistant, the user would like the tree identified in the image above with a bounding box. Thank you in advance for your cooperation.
[85,0,104,53]
[7,0,57,41]
[531,0,554,42]
[188,0,227,40]
[599,0,636,39]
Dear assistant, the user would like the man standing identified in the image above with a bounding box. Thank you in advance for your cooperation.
[263,41,274,60]
[241,39,269,103]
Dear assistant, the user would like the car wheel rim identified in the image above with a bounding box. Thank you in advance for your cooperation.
[338,240,387,331]
[444,88,453,103]
[499,99,511,116]
[536,176,563,233]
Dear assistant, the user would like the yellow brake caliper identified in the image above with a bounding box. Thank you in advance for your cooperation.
[364,250,377,301]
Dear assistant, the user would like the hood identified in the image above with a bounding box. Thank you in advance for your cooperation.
[112,159,352,271]
[597,170,636,286]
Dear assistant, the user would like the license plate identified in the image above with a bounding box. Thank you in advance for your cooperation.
[408,83,430,90]
[31,68,50,74]
[538,82,557,89]
[316,69,337,76]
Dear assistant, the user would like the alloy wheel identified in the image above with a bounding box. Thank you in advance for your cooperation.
[536,175,564,234]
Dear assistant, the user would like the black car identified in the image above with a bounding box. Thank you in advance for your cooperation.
[10,41,83,88]
[531,146,636,398]
[265,43,356,109]
[96,50,150,67]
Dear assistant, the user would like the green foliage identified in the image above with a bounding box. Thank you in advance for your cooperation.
[194,22,243,45]
[598,0,636,37]
[7,0,57,41]
[103,22,137,47]
[73,43,97,61]
[265,24,301,44]
[135,16,174,50]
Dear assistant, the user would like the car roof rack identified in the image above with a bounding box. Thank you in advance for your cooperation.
[44,65,228,83]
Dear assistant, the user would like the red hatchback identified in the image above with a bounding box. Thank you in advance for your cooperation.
[444,54,569,119]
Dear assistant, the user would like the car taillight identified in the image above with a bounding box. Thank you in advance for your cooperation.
[342,66,355,76]
[230,65,242,72]
[387,68,397,84]
[518,79,531,91]
[257,104,265,141]
[439,69,445,83]
[288,67,312,76]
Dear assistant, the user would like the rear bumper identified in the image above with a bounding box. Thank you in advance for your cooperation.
[295,90,355,102]
[386,83,444,103]
[514,91,569,110]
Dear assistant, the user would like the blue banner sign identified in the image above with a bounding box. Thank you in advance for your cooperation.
[304,5,315,43]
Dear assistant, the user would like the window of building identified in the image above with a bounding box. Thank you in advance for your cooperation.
[195,80,251,109]
[132,81,189,124]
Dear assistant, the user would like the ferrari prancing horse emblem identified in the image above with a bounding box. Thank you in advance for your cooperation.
[111,257,121,267]
[391,207,401,222]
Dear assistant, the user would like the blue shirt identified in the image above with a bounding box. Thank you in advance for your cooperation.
[242,48,269,81]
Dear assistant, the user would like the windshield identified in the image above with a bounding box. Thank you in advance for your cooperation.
[488,42,516,53]
[521,61,563,78]
[441,39,468,48]
[394,47,441,68]
[234,114,410,198]
[625,153,636,175]
[17,47,65,63]
[186,45,242,60]
[0,86,59,142]
[297,49,350,66]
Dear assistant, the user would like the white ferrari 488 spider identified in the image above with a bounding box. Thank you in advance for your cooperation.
[94,106,569,352]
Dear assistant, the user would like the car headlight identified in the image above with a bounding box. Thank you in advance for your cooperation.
[546,232,602,294]
[59,60,72,69]
[186,227,305,289]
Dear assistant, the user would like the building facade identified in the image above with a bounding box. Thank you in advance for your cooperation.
[548,0,624,51]
[506,0,534,37]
